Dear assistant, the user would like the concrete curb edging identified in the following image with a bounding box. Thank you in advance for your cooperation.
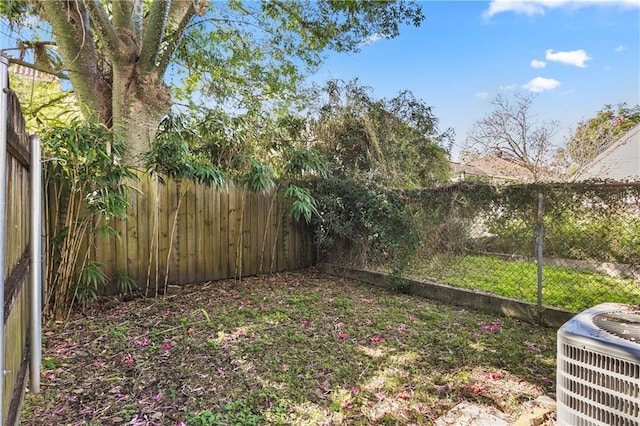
[317,263,575,328]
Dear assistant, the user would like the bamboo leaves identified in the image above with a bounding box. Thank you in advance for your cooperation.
[284,185,318,224]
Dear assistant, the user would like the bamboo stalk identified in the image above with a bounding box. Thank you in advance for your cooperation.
[270,206,284,273]
[259,184,280,273]
[163,182,186,295]
[235,187,247,281]
[146,173,160,297]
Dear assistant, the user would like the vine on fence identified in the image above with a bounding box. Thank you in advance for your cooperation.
[310,179,640,275]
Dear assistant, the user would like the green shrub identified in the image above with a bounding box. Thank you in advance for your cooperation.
[309,176,419,271]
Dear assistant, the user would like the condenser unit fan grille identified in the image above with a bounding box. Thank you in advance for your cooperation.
[557,303,640,426]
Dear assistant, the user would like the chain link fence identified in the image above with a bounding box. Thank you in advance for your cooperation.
[396,182,640,313]
[312,177,640,314]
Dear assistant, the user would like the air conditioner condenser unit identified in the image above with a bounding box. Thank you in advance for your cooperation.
[557,302,640,426]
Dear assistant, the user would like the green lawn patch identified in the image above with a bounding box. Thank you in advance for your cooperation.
[21,269,556,425]
[404,254,640,312]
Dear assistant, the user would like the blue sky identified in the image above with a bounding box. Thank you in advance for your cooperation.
[312,0,640,161]
[1,1,637,162]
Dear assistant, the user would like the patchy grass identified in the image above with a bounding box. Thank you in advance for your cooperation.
[21,269,556,425]
[403,254,640,312]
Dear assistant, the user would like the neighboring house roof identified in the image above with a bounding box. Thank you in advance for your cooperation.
[8,56,58,82]
[450,156,535,184]
[573,123,640,182]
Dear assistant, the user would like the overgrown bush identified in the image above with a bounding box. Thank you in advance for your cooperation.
[308,176,419,272]
[402,185,495,258]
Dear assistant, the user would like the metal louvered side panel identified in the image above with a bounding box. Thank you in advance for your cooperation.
[557,327,640,426]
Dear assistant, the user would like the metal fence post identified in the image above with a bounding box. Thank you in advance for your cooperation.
[30,135,42,394]
[536,191,544,322]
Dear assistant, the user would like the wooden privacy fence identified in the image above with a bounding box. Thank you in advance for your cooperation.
[58,172,315,294]
[2,58,33,426]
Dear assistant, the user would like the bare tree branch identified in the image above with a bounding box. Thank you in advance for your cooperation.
[8,57,68,80]
[466,93,559,180]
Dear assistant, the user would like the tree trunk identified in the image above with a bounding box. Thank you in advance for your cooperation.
[40,1,189,166]
[112,64,172,165]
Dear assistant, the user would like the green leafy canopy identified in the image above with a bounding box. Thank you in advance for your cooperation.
[2,0,425,165]
[172,1,425,113]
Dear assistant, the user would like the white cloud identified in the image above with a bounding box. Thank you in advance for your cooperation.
[484,1,545,18]
[358,33,385,48]
[523,77,561,93]
[530,59,547,68]
[483,0,639,18]
[615,45,627,52]
[499,84,517,90]
[475,92,490,99]
[545,49,591,67]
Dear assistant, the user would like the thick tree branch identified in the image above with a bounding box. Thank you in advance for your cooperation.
[83,0,123,63]
[139,0,170,76]
[39,0,112,124]
[156,0,207,77]
[112,0,144,39]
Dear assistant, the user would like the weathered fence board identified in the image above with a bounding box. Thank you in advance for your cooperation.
[3,69,32,426]
[61,171,315,294]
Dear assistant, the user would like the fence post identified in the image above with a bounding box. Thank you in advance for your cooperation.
[30,135,42,394]
[0,54,9,424]
[536,191,544,322]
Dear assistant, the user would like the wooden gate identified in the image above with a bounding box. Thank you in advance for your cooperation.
[2,55,36,426]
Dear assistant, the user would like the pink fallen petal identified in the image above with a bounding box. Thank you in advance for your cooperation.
[48,404,68,417]
[396,391,411,400]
